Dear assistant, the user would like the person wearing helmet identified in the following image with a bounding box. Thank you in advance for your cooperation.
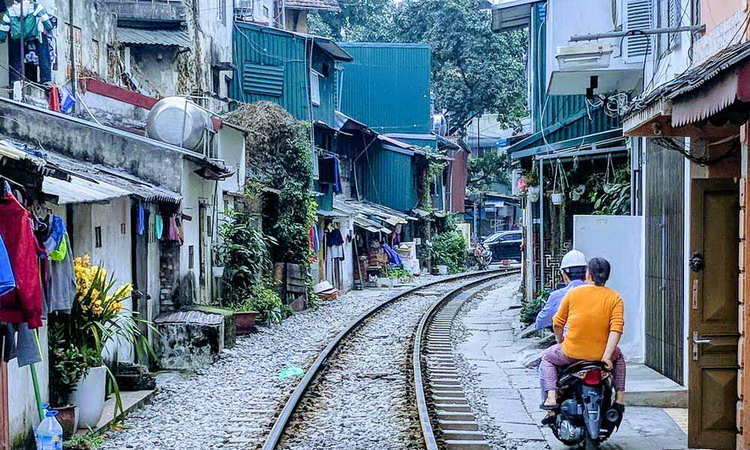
[534,249,587,330]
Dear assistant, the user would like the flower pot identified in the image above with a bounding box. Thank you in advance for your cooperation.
[212,266,225,278]
[70,365,107,429]
[551,192,564,205]
[527,186,540,202]
[234,311,259,335]
[52,404,79,439]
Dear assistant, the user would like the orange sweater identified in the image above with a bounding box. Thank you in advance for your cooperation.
[553,285,625,361]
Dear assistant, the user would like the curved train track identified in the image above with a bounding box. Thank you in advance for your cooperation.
[261,269,519,450]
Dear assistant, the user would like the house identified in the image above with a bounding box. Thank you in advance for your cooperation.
[234,0,340,32]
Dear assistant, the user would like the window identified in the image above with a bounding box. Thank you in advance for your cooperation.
[657,0,681,55]
[95,226,102,248]
[310,70,321,106]
[623,0,653,62]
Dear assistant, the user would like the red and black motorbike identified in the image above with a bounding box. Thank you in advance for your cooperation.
[545,361,624,449]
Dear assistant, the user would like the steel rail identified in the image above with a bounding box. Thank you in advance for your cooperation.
[261,269,511,450]
[413,269,520,450]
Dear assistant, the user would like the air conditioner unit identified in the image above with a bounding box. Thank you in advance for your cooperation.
[556,43,614,71]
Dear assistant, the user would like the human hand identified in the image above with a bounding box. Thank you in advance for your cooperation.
[602,359,613,371]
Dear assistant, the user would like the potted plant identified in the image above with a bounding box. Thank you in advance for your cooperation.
[231,298,259,335]
[48,323,91,438]
[524,169,541,202]
[55,255,154,429]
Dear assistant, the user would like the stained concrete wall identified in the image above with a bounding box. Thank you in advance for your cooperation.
[0,98,185,192]
[129,47,181,98]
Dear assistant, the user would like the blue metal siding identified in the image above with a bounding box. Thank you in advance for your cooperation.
[338,43,432,134]
[357,142,418,212]
[242,63,285,97]
[311,52,336,125]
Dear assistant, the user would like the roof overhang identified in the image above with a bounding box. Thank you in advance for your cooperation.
[314,40,353,62]
[117,27,192,48]
[490,0,544,32]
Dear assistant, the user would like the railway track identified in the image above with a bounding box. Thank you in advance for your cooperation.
[261,269,518,450]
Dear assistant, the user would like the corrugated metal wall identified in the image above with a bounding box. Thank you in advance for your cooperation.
[231,23,337,125]
[356,142,419,212]
[644,139,685,384]
[338,43,432,134]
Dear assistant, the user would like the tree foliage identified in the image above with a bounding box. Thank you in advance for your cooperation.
[309,0,528,135]
[468,151,511,192]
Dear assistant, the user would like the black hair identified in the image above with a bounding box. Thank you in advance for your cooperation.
[588,257,611,286]
[563,266,586,281]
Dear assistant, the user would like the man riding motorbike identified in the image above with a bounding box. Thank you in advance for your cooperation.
[535,250,587,330]
[539,257,626,412]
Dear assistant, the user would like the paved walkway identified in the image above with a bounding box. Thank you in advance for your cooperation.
[455,283,689,450]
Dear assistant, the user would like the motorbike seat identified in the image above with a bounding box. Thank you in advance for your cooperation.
[559,360,607,377]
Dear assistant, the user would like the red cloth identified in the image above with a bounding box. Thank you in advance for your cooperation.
[0,194,43,328]
[48,85,61,112]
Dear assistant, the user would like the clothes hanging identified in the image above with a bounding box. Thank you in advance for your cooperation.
[48,232,67,262]
[318,156,342,194]
[2,322,40,367]
[382,243,402,267]
[42,232,75,314]
[136,202,145,236]
[0,236,15,297]
[327,228,344,247]
[0,2,55,43]
[0,193,43,328]
[154,214,164,240]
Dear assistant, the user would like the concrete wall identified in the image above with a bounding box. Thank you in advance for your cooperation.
[129,47,181,98]
[7,328,49,449]
[574,215,645,362]
[0,98,185,192]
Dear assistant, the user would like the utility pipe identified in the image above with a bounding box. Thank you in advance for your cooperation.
[570,25,705,42]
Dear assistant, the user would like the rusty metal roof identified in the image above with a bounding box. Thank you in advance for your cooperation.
[627,40,750,116]
[116,27,192,48]
[284,0,340,11]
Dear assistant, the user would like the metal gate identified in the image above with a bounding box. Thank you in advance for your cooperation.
[644,139,685,384]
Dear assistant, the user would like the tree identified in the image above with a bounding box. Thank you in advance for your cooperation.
[468,150,511,192]
[309,0,528,135]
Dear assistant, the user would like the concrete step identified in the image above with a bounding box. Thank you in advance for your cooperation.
[432,389,464,397]
[432,396,469,404]
[431,380,461,387]
[444,439,491,450]
[438,420,480,431]
[441,430,486,441]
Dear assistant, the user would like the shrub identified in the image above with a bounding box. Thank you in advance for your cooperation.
[520,289,551,325]
[235,282,292,325]
[431,229,469,274]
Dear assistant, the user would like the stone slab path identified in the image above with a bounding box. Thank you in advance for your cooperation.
[453,280,689,450]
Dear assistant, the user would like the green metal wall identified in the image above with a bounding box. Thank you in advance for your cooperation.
[338,43,432,134]
[231,23,337,125]
[356,142,419,212]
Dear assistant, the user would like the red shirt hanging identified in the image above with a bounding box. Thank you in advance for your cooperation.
[0,193,43,328]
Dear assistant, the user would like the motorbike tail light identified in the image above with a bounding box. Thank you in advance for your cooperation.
[583,369,602,386]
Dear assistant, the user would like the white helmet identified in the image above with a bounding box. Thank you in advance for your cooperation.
[560,250,587,269]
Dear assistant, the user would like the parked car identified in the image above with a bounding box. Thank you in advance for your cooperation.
[483,230,522,263]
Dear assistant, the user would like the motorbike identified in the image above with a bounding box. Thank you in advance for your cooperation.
[473,244,493,270]
[545,361,623,449]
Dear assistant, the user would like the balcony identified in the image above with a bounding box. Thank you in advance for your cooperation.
[103,1,187,25]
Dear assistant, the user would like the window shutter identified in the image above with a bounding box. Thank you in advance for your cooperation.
[668,0,681,49]
[310,71,321,106]
[624,0,653,62]
[242,63,284,97]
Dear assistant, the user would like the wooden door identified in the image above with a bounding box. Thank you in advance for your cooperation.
[689,178,740,449]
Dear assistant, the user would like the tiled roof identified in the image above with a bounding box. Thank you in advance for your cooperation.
[284,0,340,12]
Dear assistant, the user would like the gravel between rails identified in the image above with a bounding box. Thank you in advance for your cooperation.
[101,275,469,450]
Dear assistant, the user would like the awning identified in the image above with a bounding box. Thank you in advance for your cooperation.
[333,198,415,229]
[623,40,750,135]
[117,27,192,49]
[314,40,353,62]
[490,0,544,32]
[43,176,130,204]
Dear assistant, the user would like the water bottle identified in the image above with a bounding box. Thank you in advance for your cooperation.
[35,410,63,450]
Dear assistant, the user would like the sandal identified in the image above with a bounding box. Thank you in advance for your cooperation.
[539,403,559,411]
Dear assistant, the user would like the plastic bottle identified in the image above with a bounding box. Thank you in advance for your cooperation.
[35,410,63,450]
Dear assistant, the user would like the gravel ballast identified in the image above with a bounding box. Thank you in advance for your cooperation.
[102,275,468,449]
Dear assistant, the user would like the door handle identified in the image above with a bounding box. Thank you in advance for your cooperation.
[692,331,712,345]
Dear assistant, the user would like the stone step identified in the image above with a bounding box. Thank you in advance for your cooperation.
[435,404,472,412]
[441,430,486,441]
[431,380,461,386]
[444,439,491,450]
[432,389,464,397]
[436,411,476,421]
[438,420,480,431]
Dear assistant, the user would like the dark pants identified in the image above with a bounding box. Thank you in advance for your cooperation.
[8,35,52,86]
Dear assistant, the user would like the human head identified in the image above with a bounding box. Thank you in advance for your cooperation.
[587,257,611,286]
[560,250,587,282]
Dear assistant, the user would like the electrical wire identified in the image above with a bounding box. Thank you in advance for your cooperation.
[654,136,738,165]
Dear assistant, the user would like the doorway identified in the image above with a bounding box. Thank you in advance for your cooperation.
[688,178,740,449]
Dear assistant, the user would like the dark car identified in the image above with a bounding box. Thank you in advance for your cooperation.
[484,230,522,263]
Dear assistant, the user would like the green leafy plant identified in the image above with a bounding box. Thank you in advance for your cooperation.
[586,169,631,215]
[520,289,551,325]
[385,266,413,282]
[430,228,469,274]
[65,431,105,450]
[236,282,291,325]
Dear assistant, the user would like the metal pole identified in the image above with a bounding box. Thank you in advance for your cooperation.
[69,0,76,101]
[538,160,544,291]
[18,1,24,101]
[571,25,705,42]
